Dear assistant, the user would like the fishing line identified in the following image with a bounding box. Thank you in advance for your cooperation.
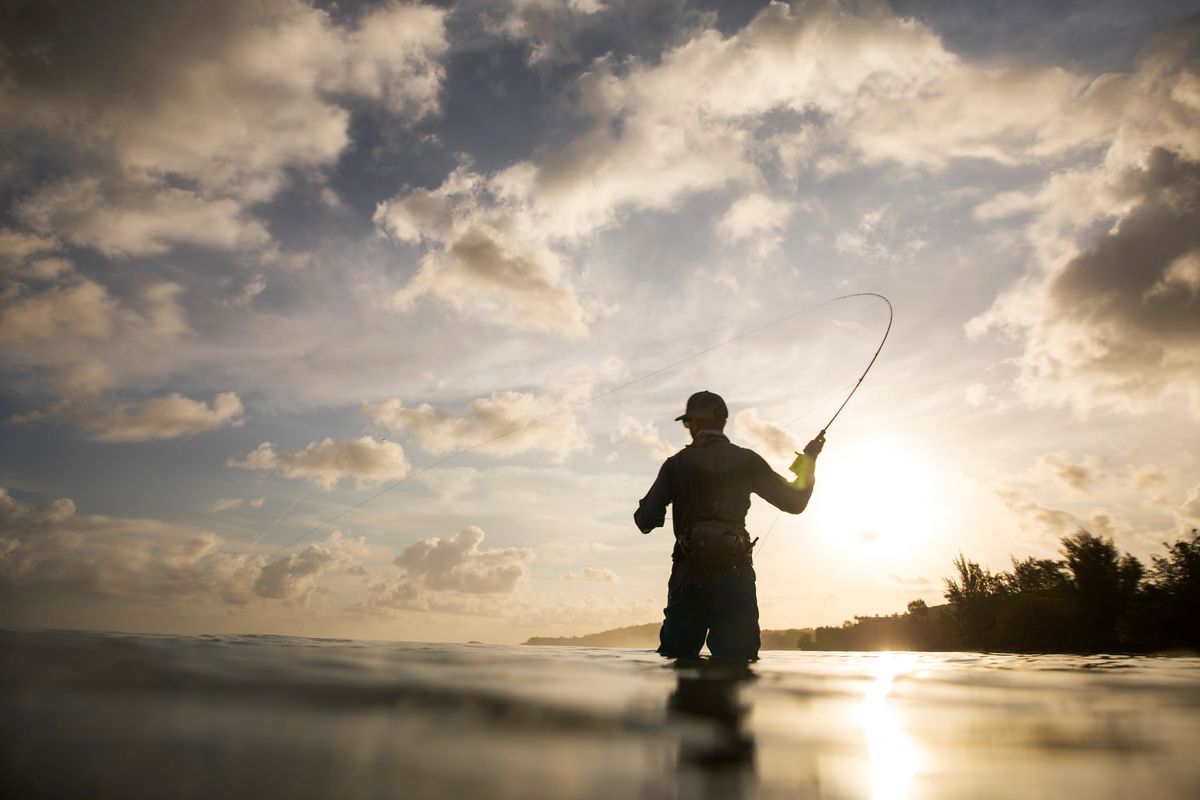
[266,292,893,556]
[755,291,893,553]
[249,484,313,548]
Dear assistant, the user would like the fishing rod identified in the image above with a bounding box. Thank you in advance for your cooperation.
[263,291,893,556]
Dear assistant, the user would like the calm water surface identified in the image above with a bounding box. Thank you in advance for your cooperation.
[2,630,1198,799]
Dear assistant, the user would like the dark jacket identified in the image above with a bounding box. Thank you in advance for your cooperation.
[634,431,813,583]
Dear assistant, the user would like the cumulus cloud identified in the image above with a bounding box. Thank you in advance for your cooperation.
[253,530,368,602]
[381,0,1121,334]
[367,526,534,612]
[366,360,620,460]
[374,167,592,336]
[17,179,271,259]
[0,278,117,345]
[13,392,246,442]
[562,566,618,583]
[0,487,360,609]
[3,0,448,257]
[732,407,799,463]
[375,2,939,333]
[611,414,675,459]
[968,27,1200,416]
[0,262,188,396]
[229,436,411,490]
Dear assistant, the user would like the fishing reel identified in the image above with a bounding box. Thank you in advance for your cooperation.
[789,431,826,487]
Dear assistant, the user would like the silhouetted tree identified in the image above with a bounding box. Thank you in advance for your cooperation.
[800,530,1199,654]
[1060,531,1141,651]
[1146,528,1200,649]
[944,554,1006,649]
[1002,556,1069,595]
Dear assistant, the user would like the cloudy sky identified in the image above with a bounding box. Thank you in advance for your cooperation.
[2,0,1198,643]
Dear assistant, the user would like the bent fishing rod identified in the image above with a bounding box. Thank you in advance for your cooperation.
[266,291,894,556]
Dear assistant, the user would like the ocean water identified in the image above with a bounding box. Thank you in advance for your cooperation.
[2,630,1198,799]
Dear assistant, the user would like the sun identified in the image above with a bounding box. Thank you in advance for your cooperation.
[812,436,938,547]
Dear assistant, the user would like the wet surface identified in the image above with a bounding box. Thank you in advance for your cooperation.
[1,630,1198,799]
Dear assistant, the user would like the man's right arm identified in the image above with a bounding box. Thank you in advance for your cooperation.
[634,460,672,533]
[751,452,815,515]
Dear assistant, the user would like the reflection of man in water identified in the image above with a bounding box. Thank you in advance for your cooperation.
[669,659,756,800]
[635,391,822,660]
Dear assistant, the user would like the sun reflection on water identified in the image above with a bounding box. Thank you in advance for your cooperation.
[860,653,921,800]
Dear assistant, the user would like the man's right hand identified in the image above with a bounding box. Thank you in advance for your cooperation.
[803,431,826,459]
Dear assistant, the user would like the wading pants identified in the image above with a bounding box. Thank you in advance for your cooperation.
[658,571,760,660]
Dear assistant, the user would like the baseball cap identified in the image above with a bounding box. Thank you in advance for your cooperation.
[675,390,728,422]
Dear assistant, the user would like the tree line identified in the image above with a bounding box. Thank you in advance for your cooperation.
[800,529,1199,653]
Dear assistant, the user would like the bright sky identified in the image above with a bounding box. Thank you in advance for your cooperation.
[2,0,1199,643]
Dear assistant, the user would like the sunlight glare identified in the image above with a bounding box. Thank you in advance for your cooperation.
[861,653,921,800]
[816,437,938,547]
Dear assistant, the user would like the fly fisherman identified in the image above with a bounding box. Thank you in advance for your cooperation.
[634,391,823,661]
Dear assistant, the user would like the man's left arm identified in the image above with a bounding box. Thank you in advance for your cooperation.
[634,460,672,533]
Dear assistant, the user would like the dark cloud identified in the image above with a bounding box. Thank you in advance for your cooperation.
[1055,149,1200,330]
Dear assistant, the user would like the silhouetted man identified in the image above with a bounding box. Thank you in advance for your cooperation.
[635,391,822,660]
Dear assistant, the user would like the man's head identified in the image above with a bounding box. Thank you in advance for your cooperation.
[676,390,727,436]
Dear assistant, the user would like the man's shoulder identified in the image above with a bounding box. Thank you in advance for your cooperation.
[724,441,772,470]
[684,437,767,465]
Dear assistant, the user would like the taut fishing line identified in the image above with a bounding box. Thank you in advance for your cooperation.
[264,292,893,556]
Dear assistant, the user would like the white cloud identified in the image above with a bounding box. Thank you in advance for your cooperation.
[732,407,799,463]
[487,0,606,66]
[967,29,1200,416]
[229,436,411,490]
[562,566,618,583]
[253,530,368,602]
[0,486,366,612]
[4,0,448,258]
[611,414,675,459]
[716,193,794,257]
[833,205,927,262]
[18,179,271,259]
[374,167,592,336]
[86,392,244,442]
[367,526,535,612]
[211,498,244,513]
[0,263,188,396]
[366,360,621,460]
[0,228,69,279]
[381,1,1106,334]
[0,278,117,344]
[20,392,246,442]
